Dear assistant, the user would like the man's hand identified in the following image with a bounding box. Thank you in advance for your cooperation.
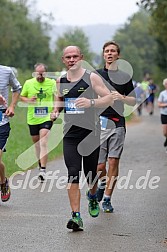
[0,95,7,106]
[50,110,60,121]
[75,97,91,108]
[29,96,37,103]
[5,106,15,117]
[111,91,124,101]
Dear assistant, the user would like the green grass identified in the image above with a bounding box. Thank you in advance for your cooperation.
[3,105,63,177]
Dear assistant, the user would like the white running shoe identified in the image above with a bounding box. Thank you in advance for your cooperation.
[38,169,46,182]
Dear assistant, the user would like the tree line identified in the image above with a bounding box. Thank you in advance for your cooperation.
[0,0,166,87]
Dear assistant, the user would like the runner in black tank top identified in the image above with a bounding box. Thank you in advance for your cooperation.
[60,69,101,183]
[52,45,113,231]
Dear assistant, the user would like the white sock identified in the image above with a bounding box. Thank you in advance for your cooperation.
[104,194,110,200]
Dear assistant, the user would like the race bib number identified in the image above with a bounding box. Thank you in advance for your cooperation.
[34,107,48,117]
[65,98,84,114]
[100,116,108,130]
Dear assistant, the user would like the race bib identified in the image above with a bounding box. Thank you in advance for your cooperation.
[34,107,48,117]
[100,116,108,130]
[65,98,84,114]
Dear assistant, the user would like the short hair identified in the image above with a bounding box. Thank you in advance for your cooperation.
[102,41,120,54]
[34,63,48,71]
[163,78,167,86]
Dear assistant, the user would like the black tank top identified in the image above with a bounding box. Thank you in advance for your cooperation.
[97,68,135,127]
[60,70,100,138]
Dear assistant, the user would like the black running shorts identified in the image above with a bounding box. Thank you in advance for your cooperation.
[0,123,11,151]
[28,121,53,136]
[161,114,167,124]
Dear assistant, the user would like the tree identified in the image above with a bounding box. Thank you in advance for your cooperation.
[0,0,53,70]
[113,10,157,81]
[54,28,94,71]
[137,0,167,72]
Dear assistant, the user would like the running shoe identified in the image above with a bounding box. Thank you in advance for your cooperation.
[102,198,114,213]
[38,169,46,182]
[1,178,11,202]
[96,182,106,202]
[86,190,100,218]
[67,212,83,231]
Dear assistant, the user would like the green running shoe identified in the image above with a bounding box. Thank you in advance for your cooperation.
[86,190,100,218]
[67,212,83,231]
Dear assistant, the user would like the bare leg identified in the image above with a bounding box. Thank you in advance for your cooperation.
[97,163,107,180]
[162,124,167,138]
[89,183,98,195]
[0,150,5,184]
[105,158,119,197]
[39,129,50,167]
[96,163,107,202]
[67,183,80,212]
[31,135,40,163]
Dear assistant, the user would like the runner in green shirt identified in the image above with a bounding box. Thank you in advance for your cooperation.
[20,63,56,181]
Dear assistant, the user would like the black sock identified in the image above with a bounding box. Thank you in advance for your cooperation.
[72,211,80,217]
[88,192,97,199]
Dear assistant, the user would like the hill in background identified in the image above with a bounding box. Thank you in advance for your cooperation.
[49,24,122,54]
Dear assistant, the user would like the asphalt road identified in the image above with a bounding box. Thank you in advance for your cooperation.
[0,106,167,252]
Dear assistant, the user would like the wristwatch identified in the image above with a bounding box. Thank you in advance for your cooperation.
[90,99,95,107]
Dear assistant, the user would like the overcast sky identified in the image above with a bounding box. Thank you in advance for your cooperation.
[35,0,139,26]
